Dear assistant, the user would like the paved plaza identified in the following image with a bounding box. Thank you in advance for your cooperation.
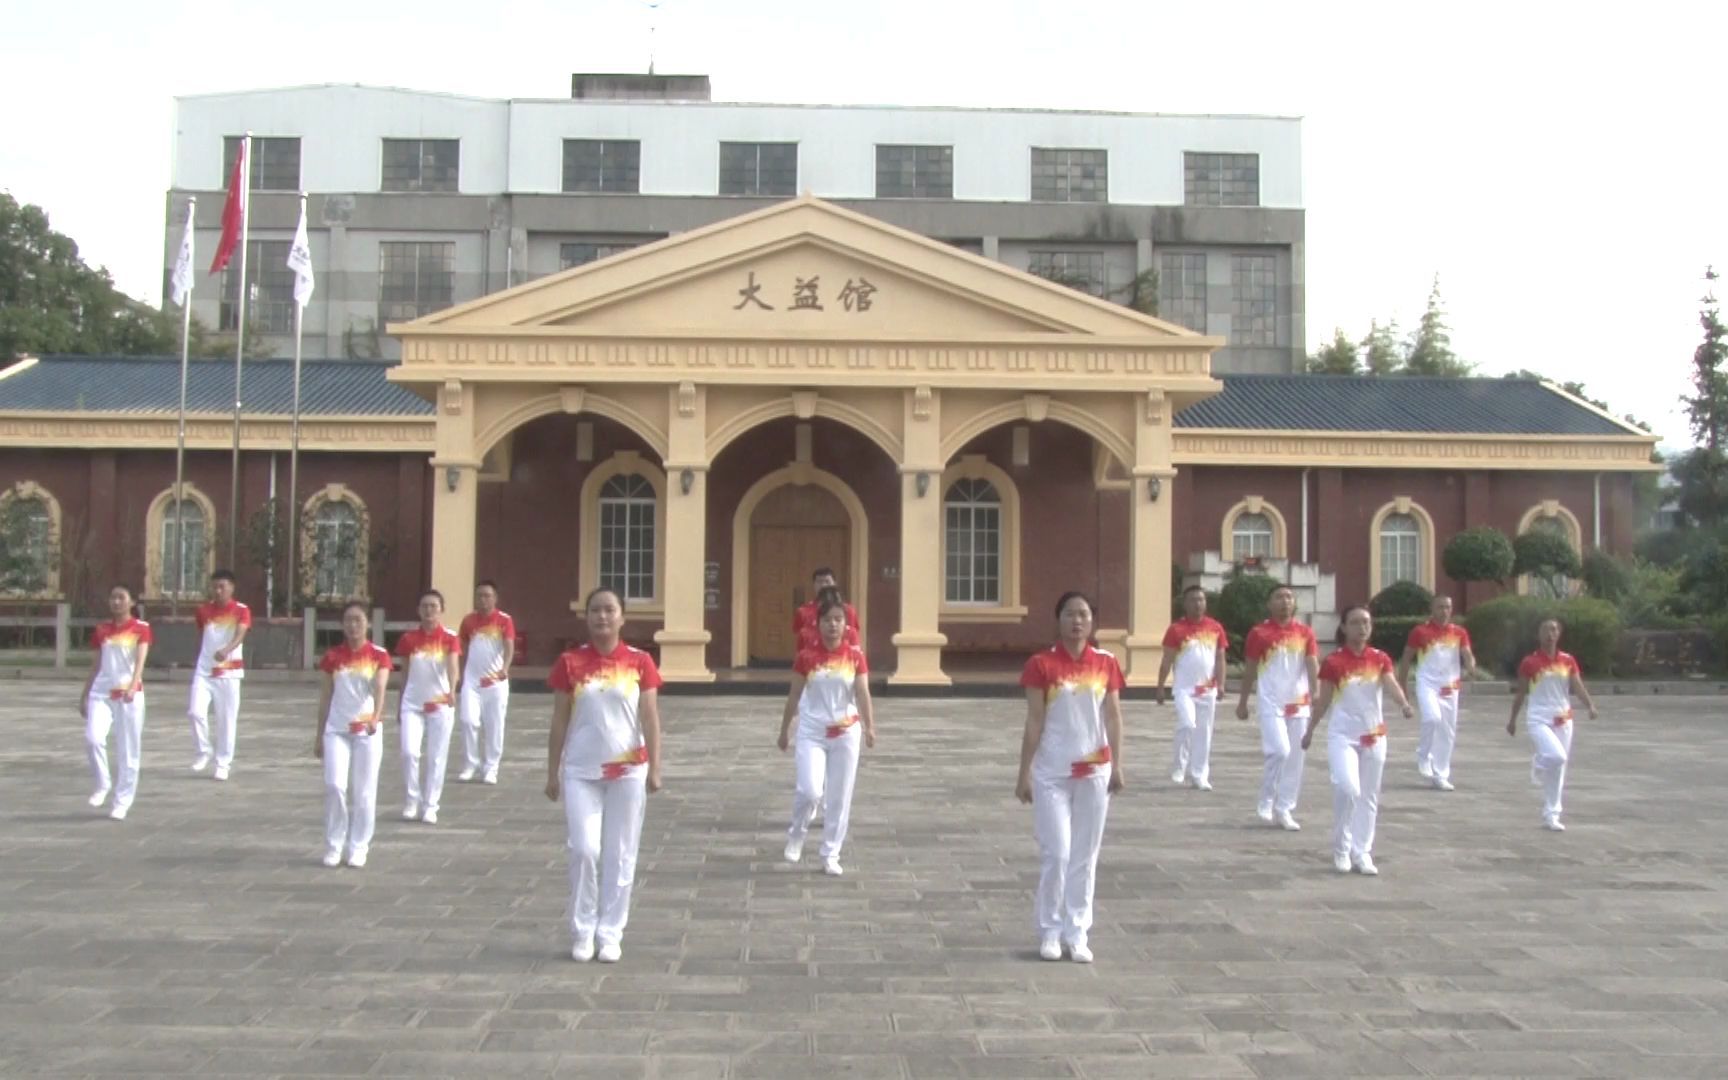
[2,681,1726,1078]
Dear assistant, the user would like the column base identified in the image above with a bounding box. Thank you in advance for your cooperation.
[652,629,714,683]
[1122,634,1167,688]
[889,632,951,686]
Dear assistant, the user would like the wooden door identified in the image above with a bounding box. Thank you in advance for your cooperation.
[748,485,850,664]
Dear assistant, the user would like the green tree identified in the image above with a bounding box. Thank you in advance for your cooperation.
[1670,448,1728,528]
[1443,526,1515,587]
[1307,328,1359,374]
[1402,276,1472,376]
[1686,266,1728,453]
[1513,529,1583,600]
[1361,319,1402,376]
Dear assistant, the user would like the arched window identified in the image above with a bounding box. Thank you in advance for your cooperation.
[312,501,363,600]
[0,484,59,596]
[159,498,207,599]
[599,473,656,603]
[1232,512,1274,561]
[944,477,1001,604]
[1378,513,1421,590]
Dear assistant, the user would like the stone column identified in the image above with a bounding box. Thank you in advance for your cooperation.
[1125,389,1177,686]
[890,385,949,686]
[654,381,715,682]
[429,379,477,619]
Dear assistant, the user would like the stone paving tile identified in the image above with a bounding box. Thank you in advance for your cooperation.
[4,688,1728,1075]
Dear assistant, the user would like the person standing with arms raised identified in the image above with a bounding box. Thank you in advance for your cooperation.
[1156,586,1228,791]
[1236,585,1319,832]
[187,569,250,781]
[1397,595,1477,790]
[457,580,515,784]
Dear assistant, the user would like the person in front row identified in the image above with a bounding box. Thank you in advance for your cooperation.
[1507,618,1598,832]
[1236,585,1319,832]
[1016,591,1125,964]
[313,603,392,869]
[80,584,152,821]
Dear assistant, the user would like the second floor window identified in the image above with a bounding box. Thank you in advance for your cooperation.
[719,142,797,197]
[221,240,295,334]
[562,139,641,193]
[224,136,300,192]
[1231,254,1277,346]
[560,241,644,270]
[1185,152,1260,207]
[379,241,455,323]
[876,145,953,198]
[1031,147,1106,203]
[1158,253,1208,332]
[382,138,459,192]
[1028,251,1107,298]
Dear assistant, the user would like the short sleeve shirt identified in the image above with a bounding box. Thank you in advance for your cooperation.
[793,643,869,740]
[1161,616,1227,699]
[397,626,460,713]
[1519,650,1580,725]
[91,619,153,697]
[459,611,515,686]
[1407,622,1472,695]
[1245,619,1319,718]
[1020,644,1124,781]
[1319,645,1394,742]
[195,600,252,679]
[319,642,392,733]
[548,643,665,781]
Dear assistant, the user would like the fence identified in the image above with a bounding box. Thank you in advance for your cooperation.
[0,605,418,670]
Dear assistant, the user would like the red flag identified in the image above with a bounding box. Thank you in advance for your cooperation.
[208,140,246,275]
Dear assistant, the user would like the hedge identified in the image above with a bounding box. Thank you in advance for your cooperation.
[1369,581,1434,619]
[1712,614,1728,674]
[1368,615,1425,656]
[1463,595,1620,677]
[1214,574,1283,660]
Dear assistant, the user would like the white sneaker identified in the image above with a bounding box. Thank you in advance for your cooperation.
[347,851,368,869]
[1354,853,1379,876]
[457,766,477,782]
[1067,940,1094,964]
[1417,760,1433,779]
[402,804,421,821]
[596,941,621,963]
[213,765,230,781]
[1192,778,1213,792]
[1276,810,1301,832]
[1038,935,1063,961]
[823,856,843,877]
[571,938,595,962]
[191,755,211,773]
[1333,852,1352,873]
[321,850,342,868]
[88,789,111,808]
[1171,768,1187,784]
[1543,815,1566,832]
[1432,777,1455,792]
[421,809,438,825]
[481,771,498,785]
[784,836,805,864]
[1256,804,1275,824]
[108,805,128,821]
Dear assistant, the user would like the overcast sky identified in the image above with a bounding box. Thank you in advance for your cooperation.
[3,0,1721,448]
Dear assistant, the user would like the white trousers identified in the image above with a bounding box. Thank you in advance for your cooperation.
[1031,769,1111,942]
[1529,718,1573,820]
[86,692,145,810]
[788,727,862,860]
[323,730,382,860]
[460,680,510,774]
[188,676,241,768]
[563,773,647,948]
[399,704,454,814]
[1258,707,1308,815]
[1328,733,1386,858]
[1415,686,1461,780]
[1171,692,1217,783]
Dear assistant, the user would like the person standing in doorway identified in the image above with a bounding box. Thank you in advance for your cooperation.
[1398,595,1477,790]
[80,584,152,820]
[313,603,392,869]
[1508,618,1598,832]
[1236,585,1319,832]
[396,589,461,825]
[188,569,250,781]
[792,567,859,645]
[458,580,515,784]
[1156,586,1227,791]
[546,587,664,964]
[1016,591,1125,964]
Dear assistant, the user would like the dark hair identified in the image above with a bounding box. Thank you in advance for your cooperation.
[476,579,499,592]
[1053,590,1097,621]
[1335,604,1372,645]
[108,582,134,599]
[816,585,843,605]
[1181,585,1206,598]
[1537,616,1563,636]
[816,594,848,620]
[584,586,625,613]
[811,566,835,581]
[419,589,445,608]
[211,569,237,585]
[109,584,140,621]
[341,601,369,619]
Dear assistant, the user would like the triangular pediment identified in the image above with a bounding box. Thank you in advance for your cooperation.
[398,196,1214,344]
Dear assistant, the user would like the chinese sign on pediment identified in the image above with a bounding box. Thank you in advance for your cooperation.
[734,271,878,313]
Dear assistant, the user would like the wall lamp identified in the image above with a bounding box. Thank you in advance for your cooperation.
[1147,476,1162,502]
[680,468,695,495]
[915,472,931,498]
[445,466,461,493]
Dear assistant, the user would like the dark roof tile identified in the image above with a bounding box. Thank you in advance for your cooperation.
[0,356,431,417]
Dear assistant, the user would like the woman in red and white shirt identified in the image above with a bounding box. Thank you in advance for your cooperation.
[778,595,876,876]
[396,589,461,825]
[1301,606,1414,875]
[1508,618,1599,832]
[1016,591,1125,964]
[79,585,152,820]
[546,587,664,964]
[313,603,392,868]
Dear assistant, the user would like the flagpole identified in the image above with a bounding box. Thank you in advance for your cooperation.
[227,132,252,570]
[286,192,307,621]
[172,197,195,618]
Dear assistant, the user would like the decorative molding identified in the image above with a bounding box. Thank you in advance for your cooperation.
[912,385,933,421]
[1145,389,1165,423]
[677,381,698,418]
[0,413,434,453]
[790,390,818,420]
[560,385,586,414]
[442,380,463,414]
[1023,393,1049,423]
[1174,429,1659,472]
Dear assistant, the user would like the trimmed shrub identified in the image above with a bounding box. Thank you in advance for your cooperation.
[1214,573,1282,660]
[1712,613,1728,673]
[1369,615,1424,656]
[1369,580,1434,619]
[1580,549,1632,604]
[1443,526,1514,585]
[1513,529,1583,580]
[1464,595,1619,677]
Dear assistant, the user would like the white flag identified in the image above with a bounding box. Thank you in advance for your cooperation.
[287,203,315,308]
[169,210,195,307]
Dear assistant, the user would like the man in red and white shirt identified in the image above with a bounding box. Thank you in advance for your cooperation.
[81,585,153,820]
[187,569,250,781]
[457,580,515,784]
[1397,595,1477,790]
[1507,618,1599,832]
[791,567,859,647]
[396,590,461,824]
[1156,586,1228,791]
[1235,585,1320,831]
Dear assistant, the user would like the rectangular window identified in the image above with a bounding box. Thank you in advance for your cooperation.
[378,241,455,323]
[561,139,642,193]
[1380,533,1420,591]
[223,136,301,192]
[381,138,459,193]
[220,240,295,334]
[944,503,1001,604]
[1030,147,1107,203]
[1230,254,1277,347]
[718,142,798,197]
[160,505,206,598]
[1028,251,1107,298]
[599,502,655,601]
[1158,253,1208,332]
[875,144,954,199]
[1184,151,1260,207]
[559,241,644,270]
